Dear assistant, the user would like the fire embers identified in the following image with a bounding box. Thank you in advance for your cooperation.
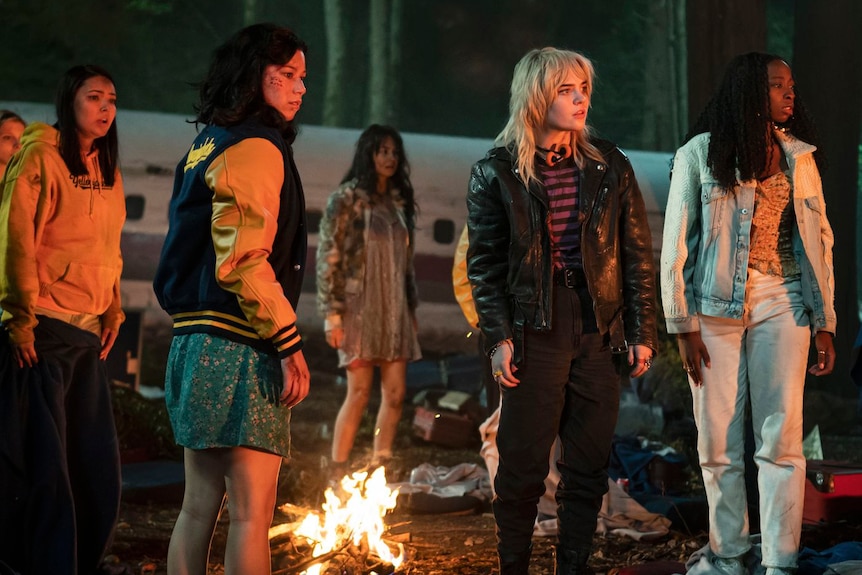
[270,467,405,574]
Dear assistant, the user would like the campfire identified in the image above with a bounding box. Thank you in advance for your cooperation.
[269,466,405,574]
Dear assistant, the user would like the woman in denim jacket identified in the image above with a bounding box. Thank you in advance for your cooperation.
[661,52,836,575]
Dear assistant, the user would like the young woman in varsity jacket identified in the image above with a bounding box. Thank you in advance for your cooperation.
[153,23,311,574]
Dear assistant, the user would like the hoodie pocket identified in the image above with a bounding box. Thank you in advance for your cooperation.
[40,261,118,313]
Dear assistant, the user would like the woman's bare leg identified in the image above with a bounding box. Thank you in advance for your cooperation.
[223,446,283,575]
[372,360,407,465]
[331,365,374,466]
[167,448,228,575]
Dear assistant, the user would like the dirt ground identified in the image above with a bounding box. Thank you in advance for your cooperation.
[107,328,862,575]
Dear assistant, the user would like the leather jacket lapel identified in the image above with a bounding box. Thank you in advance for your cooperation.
[515,165,547,207]
[579,158,607,219]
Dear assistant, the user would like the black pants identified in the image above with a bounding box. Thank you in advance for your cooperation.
[493,288,620,555]
[0,316,121,575]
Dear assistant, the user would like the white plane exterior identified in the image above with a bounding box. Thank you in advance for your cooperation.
[0,101,672,353]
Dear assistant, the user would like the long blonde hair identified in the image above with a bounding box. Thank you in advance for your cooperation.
[495,47,604,187]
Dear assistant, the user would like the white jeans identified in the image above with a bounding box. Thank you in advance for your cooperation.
[692,269,809,569]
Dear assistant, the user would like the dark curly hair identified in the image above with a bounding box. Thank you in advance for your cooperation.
[194,23,307,136]
[55,64,119,186]
[685,52,824,189]
[341,124,417,230]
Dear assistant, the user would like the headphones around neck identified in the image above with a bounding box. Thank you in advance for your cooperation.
[544,143,572,166]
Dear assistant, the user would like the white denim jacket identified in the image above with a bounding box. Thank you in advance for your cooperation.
[660,131,836,335]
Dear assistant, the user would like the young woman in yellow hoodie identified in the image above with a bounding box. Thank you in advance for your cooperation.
[0,65,125,575]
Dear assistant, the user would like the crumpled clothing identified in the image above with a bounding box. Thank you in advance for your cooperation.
[534,478,671,541]
[478,406,501,492]
[479,406,672,541]
[678,540,862,575]
[597,478,672,540]
[389,462,492,501]
[681,545,763,575]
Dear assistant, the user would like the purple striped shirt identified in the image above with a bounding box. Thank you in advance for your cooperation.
[539,157,582,270]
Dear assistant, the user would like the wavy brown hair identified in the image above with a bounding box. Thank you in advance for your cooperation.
[194,23,307,137]
[341,124,417,231]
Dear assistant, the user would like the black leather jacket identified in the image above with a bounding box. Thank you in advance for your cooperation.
[465,140,657,364]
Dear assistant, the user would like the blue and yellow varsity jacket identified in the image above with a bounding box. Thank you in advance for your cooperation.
[153,118,307,358]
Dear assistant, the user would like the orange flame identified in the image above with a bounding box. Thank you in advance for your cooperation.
[271,466,403,574]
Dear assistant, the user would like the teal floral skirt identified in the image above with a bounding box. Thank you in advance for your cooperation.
[164,333,291,458]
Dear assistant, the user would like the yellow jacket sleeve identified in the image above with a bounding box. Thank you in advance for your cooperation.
[452,224,479,329]
[207,138,301,353]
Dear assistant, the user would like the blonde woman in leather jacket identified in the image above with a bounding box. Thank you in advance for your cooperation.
[466,48,657,575]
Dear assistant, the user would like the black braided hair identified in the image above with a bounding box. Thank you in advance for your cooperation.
[684,52,825,189]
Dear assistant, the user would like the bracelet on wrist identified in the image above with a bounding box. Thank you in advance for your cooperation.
[489,339,510,358]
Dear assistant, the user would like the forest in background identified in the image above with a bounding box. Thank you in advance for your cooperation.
[1,0,861,394]
[0,0,793,151]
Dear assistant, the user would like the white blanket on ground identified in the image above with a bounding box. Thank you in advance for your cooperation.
[389,462,493,501]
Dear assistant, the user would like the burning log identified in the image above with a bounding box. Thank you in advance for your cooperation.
[271,529,405,574]
[272,542,348,574]
[270,467,405,574]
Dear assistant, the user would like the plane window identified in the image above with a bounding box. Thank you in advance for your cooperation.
[433,219,455,244]
[126,195,145,221]
[307,209,322,234]
[145,164,172,176]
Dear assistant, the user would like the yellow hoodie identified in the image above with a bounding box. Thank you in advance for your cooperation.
[0,122,125,345]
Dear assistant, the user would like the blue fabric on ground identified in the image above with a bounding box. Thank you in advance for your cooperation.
[609,435,688,495]
[798,541,862,575]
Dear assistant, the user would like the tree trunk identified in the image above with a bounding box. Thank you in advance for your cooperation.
[685,0,766,126]
[671,0,687,140]
[323,0,348,126]
[242,0,256,27]
[387,0,403,124]
[641,0,687,150]
[793,0,862,394]
[368,0,391,125]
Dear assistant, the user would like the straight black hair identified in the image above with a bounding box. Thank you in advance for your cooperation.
[54,64,119,186]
